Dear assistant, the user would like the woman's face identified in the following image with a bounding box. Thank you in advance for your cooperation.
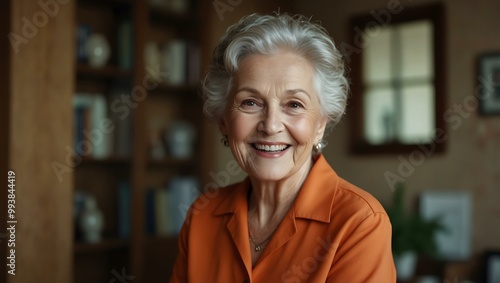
[220,52,327,182]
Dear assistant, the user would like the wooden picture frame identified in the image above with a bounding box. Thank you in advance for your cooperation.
[477,52,500,115]
[419,191,471,261]
[485,251,500,283]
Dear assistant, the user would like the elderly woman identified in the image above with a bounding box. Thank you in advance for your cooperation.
[170,13,395,282]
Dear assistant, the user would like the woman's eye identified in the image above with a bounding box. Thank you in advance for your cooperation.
[288,102,303,109]
[241,100,257,107]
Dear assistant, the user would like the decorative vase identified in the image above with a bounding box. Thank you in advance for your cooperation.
[78,196,104,243]
[165,121,196,159]
[394,251,418,280]
[86,33,111,68]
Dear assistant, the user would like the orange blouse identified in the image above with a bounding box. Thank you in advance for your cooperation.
[170,155,396,282]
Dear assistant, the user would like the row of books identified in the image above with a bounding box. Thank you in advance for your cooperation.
[116,176,199,238]
[145,176,199,236]
[118,182,132,238]
[144,39,201,86]
[73,92,132,159]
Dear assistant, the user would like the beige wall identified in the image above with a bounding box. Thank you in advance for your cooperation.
[206,0,500,255]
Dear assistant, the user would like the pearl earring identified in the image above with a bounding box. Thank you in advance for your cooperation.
[221,135,229,147]
[314,139,328,152]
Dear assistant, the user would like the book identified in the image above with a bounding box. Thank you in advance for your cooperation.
[145,188,156,235]
[168,176,199,234]
[109,87,132,158]
[155,188,174,235]
[90,95,112,159]
[117,181,131,238]
[145,179,199,236]
[187,42,201,85]
[76,24,91,63]
[117,20,133,70]
[163,39,187,85]
[73,93,113,159]
[74,107,86,155]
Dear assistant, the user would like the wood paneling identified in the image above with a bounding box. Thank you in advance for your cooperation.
[7,0,75,282]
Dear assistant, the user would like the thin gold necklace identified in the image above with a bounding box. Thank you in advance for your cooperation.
[249,230,273,251]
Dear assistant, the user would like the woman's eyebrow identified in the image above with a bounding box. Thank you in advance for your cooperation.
[235,87,260,95]
[285,89,311,99]
[235,87,311,99]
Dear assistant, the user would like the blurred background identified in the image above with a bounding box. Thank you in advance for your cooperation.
[1,0,499,282]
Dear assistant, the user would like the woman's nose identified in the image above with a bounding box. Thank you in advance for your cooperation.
[257,105,284,135]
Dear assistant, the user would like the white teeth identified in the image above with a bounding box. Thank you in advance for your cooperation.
[254,144,288,152]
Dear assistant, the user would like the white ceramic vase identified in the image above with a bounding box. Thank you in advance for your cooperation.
[79,196,104,243]
[165,121,196,159]
[86,33,111,68]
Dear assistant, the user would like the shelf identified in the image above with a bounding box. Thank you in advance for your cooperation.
[146,234,178,242]
[155,83,199,94]
[149,7,197,28]
[79,157,131,166]
[74,238,129,254]
[79,0,132,9]
[77,64,133,80]
[148,156,194,167]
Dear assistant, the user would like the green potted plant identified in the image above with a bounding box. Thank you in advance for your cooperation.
[386,183,446,280]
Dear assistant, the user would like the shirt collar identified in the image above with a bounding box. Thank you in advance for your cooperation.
[213,154,339,223]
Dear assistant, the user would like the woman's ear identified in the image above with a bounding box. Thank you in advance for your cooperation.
[315,116,328,142]
[218,116,228,136]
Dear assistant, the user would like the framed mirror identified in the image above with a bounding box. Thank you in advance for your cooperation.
[348,3,446,154]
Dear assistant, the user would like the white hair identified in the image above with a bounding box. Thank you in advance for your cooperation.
[202,13,349,127]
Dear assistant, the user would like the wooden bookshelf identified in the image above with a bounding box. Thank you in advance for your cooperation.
[136,1,204,281]
[73,0,135,282]
[72,0,206,282]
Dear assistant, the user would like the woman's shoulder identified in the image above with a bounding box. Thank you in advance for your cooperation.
[307,155,388,219]
[328,177,389,227]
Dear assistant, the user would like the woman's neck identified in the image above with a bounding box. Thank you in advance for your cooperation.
[247,157,312,228]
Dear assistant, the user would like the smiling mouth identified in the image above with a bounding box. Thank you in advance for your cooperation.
[252,143,290,153]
